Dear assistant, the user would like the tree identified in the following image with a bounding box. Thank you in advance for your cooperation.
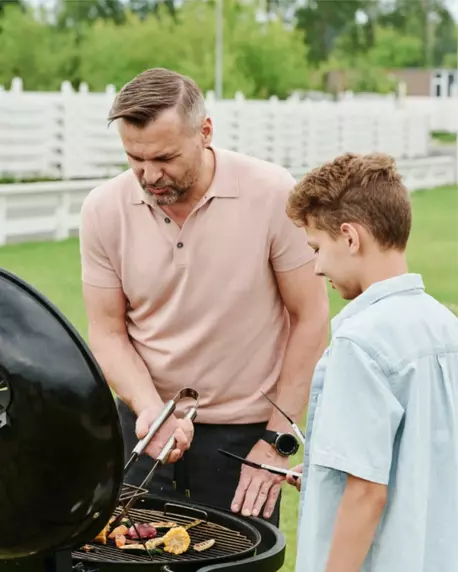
[128,0,176,20]
[294,0,373,66]
[0,4,77,90]
[55,0,126,27]
[0,0,24,16]
[377,0,456,67]
[77,0,310,98]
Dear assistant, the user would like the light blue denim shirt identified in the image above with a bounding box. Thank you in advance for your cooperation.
[296,273,458,572]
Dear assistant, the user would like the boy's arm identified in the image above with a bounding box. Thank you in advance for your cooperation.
[309,337,404,570]
[325,476,387,572]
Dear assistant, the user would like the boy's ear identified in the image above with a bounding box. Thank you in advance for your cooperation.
[340,223,360,254]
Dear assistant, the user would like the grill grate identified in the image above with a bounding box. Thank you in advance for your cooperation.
[72,505,255,565]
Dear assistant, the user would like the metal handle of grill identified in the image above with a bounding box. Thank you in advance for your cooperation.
[164,502,208,523]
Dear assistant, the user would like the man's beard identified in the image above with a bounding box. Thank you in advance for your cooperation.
[151,186,188,206]
[141,182,189,206]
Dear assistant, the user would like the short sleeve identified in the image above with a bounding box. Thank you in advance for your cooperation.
[79,199,122,289]
[269,169,315,272]
[310,337,404,485]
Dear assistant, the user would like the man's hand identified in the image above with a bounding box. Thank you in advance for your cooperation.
[286,464,303,492]
[231,440,289,519]
[135,406,194,463]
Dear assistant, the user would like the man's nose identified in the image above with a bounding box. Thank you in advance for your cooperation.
[143,162,163,185]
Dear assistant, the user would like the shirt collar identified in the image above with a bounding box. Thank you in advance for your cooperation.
[130,146,239,205]
[331,273,425,335]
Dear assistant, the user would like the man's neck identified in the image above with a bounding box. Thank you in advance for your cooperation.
[360,250,408,292]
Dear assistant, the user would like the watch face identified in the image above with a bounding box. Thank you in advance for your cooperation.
[276,433,299,456]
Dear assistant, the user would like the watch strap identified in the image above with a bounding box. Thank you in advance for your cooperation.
[261,429,279,446]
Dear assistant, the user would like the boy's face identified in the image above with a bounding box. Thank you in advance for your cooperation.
[306,220,363,301]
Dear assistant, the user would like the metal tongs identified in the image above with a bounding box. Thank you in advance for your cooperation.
[218,391,305,480]
[111,388,199,541]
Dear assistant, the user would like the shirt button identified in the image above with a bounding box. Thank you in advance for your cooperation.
[164,217,171,223]
[177,242,184,249]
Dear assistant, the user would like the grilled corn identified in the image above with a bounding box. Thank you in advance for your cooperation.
[162,526,191,555]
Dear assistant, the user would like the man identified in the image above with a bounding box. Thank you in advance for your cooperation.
[285,152,458,571]
[78,67,329,525]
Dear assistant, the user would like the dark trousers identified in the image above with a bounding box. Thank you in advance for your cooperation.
[116,399,281,527]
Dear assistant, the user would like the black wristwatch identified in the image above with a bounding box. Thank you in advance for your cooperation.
[261,430,299,457]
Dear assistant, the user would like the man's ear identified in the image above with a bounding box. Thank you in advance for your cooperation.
[340,223,360,254]
[201,116,213,147]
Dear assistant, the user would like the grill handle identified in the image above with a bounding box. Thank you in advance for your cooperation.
[164,502,208,523]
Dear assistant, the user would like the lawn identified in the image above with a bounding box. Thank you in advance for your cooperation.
[0,185,457,571]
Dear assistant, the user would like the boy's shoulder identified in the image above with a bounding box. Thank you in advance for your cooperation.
[333,291,458,374]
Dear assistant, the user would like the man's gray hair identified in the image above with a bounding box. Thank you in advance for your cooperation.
[108,67,206,129]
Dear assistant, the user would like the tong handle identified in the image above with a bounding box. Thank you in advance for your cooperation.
[156,405,198,464]
[132,399,176,456]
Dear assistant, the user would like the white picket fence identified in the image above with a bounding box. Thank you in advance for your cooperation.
[2,77,456,181]
[0,155,455,246]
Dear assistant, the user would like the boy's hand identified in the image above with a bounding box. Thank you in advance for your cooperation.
[286,464,303,492]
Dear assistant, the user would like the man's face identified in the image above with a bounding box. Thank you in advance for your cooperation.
[306,221,363,301]
[118,108,212,206]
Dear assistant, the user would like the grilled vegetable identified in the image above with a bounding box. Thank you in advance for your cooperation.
[93,525,109,545]
[109,525,128,539]
[184,519,203,531]
[162,526,191,555]
[145,538,166,549]
[193,539,215,552]
[147,521,177,529]
[115,534,127,548]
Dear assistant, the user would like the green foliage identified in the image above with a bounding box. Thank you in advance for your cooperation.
[0,1,310,98]
[0,4,78,90]
[0,0,456,96]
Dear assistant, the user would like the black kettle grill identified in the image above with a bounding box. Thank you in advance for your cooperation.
[0,269,287,572]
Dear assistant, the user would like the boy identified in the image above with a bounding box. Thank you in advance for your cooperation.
[285,152,458,572]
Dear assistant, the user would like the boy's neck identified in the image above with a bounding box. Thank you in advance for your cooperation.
[360,250,409,293]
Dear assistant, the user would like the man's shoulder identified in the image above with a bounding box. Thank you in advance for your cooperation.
[81,169,138,215]
[218,148,296,195]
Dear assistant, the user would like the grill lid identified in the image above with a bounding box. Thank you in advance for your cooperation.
[0,269,125,560]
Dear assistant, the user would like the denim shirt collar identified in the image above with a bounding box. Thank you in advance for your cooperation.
[331,273,425,336]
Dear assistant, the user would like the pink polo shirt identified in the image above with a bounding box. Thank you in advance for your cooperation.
[79,147,314,424]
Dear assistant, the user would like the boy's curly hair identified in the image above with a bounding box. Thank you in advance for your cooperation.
[286,153,412,250]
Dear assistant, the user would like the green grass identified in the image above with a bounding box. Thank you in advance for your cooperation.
[431,131,457,145]
[0,185,457,571]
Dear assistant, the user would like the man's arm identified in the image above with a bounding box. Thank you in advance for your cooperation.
[325,475,387,572]
[83,283,161,415]
[268,262,329,431]
[231,262,329,519]
[82,281,193,462]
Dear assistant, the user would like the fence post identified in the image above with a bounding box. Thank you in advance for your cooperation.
[0,196,7,246]
[55,190,71,241]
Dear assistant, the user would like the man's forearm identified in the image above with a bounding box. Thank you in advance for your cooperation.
[89,331,163,415]
[268,313,328,431]
[325,476,387,572]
